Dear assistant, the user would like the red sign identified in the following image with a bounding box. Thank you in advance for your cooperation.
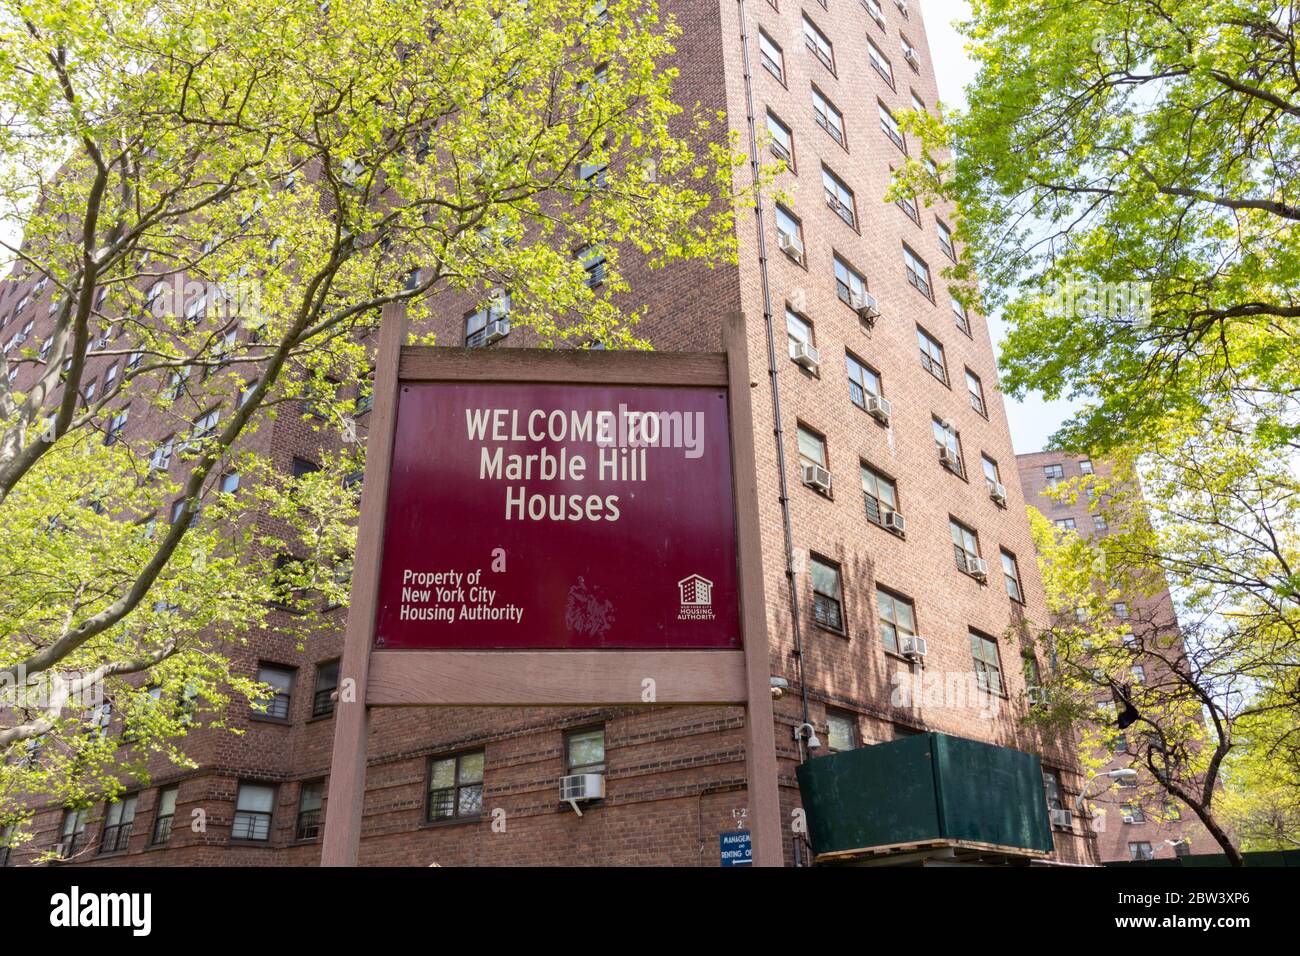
[373,382,740,649]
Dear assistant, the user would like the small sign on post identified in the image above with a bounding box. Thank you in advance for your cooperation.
[720,830,753,867]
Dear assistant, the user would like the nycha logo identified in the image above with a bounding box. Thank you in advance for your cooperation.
[677,574,715,621]
[49,886,152,936]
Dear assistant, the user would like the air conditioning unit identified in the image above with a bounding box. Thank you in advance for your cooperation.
[903,48,919,70]
[1049,808,1073,830]
[339,158,365,187]
[989,481,1008,506]
[787,287,807,314]
[790,339,820,371]
[849,289,880,322]
[963,554,989,581]
[900,635,927,659]
[778,231,805,265]
[560,773,605,815]
[801,462,832,494]
[485,317,510,343]
[865,393,892,425]
[881,508,906,535]
[938,446,961,469]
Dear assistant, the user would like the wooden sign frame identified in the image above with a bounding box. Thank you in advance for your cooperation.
[321,305,781,866]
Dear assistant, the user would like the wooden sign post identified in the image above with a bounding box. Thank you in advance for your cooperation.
[321,305,782,866]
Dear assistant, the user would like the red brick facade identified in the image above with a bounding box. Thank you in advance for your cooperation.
[1,0,1093,866]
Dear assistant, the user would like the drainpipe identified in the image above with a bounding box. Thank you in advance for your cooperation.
[735,0,810,740]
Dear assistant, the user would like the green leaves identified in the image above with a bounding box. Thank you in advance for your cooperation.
[0,0,739,837]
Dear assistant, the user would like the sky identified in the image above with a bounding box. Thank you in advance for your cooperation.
[1,2,1073,453]
[923,0,1076,454]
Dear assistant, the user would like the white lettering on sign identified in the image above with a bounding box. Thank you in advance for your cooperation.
[463,403,706,522]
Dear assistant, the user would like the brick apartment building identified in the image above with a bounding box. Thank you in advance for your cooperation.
[1,0,1093,866]
[1017,451,1218,863]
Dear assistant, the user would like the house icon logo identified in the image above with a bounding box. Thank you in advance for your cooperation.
[677,574,715,620]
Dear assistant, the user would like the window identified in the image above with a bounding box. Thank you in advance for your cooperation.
[950,518,980,573]
[254,664,294,720]
[802,15,835,72]
[427,750,485,821]
[1055,518,1077,530]
[775,206,804,260]
[810,556,844,632]
[577,246,606,287]
[191,407,220,443]
[861,463,899,527]
[951,296,971,335]
[965,369,987,416]
[1164,802,1182,821]
[292,456,320,479]
[565,726,606,774]
[1080,458,1094,475]
[1131,664,1146,685]
[1023,654,1042,689]
[220,472,241,494]
[1044,463,1064,486]
[879,102,904,150]
[766,111,794,168]
[811,86,846,146]
[231,783,276,841]
[465,293,511,347]
[1001,550,1023,602]
[758,31,785,83]
[577,156,608,191]
[894,179,920,224]
[900,34,920,71]
[104,407,129,446]
[866,36,894,87]
[104,362,119,392]
[865,0,886,28]
[933,418,963,475]
[833,254,867,308]
[295,780,324,841]
[903,245,932,298]
[1128,842,1154,862]
[1093,514,1109,531]
[845,353,882,409]
[911,89,927,113]
[971,630,1003,694]
[786,306,814,361]
[152,787,179,845]
[1042,770,1064,810]
[826,710,857,753]
[876,587,916,654]
[1113,601,1130,619]
[822,166,856,228]
[1173,840,1191,857]
[916,326,947,384]
[58,808,89,859]
[1122,803,1145,824]
[797,424,827,470]
[981,455,1002,496]
[312,659,339,718]
[936,219,956,260]
[100,795,137,854]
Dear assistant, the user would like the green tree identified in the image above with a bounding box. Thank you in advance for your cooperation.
[1023,421,1300,865]
[0,0,737,853]
[895,0,1298,455]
